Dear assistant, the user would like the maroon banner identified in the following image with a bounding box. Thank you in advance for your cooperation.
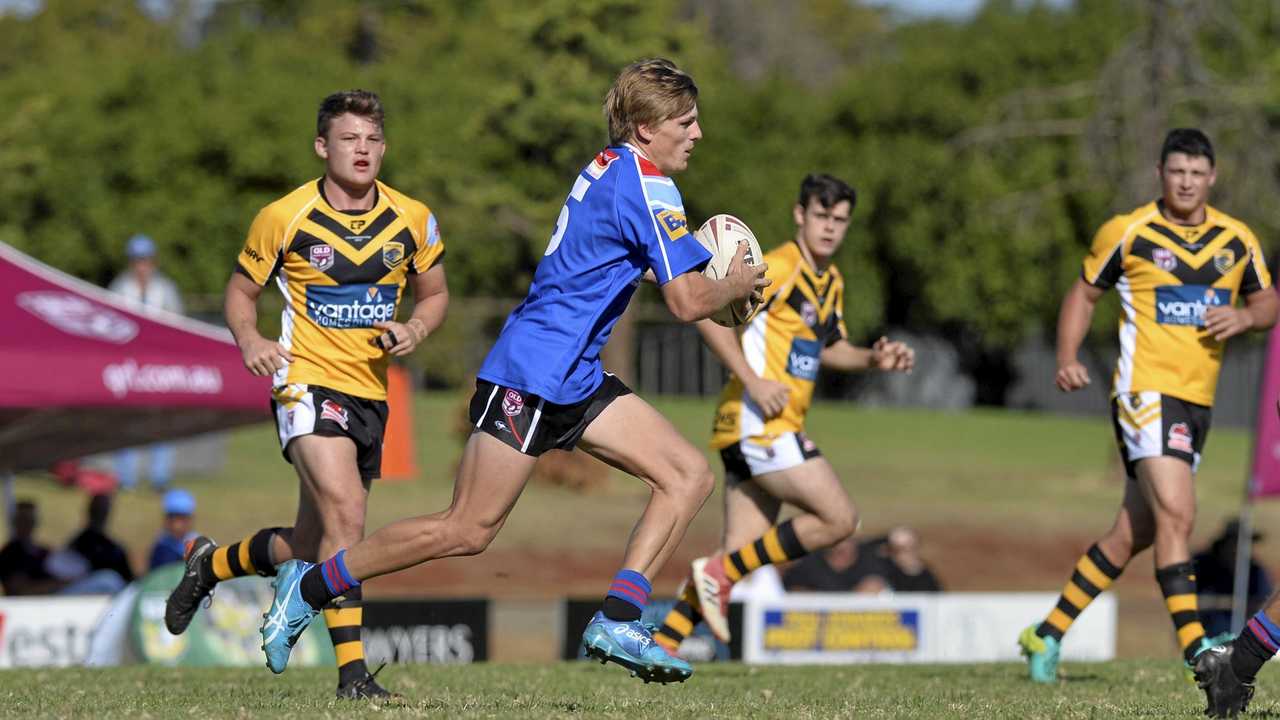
[1251,299,1280,498]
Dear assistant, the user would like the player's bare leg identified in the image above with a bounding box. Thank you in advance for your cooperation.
[1136,457,1210,666]
[655,471,779,652]
[578,393,716,576]
[341,432,538,577]
[692,457,855,642]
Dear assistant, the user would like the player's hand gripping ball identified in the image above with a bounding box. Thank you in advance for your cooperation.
[694,213,765,327]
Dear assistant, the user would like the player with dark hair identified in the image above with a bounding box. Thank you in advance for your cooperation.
[164,89,450,699]
[654,173,914,650]
[1019,128,1276,683]
[255,58,768,684]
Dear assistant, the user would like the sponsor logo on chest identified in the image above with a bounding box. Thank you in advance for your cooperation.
[304,283,398,329]
[786,338,822,382]
[1154,285,1230,327]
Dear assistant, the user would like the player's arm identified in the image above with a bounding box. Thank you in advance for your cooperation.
[1055,278,1105,392]
[1205,288,1278,342]
[820,337,915,373]
[374,263,449,356]
[697,319,790,419]
[660,242,768,323]
[224,272,292,376]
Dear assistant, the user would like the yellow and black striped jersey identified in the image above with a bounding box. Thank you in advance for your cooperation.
[1083,200,1270,407]
[711,241,848,449]
[235,179,444,401]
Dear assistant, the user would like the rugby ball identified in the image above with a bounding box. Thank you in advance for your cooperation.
[694,214,765,327]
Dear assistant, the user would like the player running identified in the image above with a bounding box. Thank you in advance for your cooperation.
[652,173,914,650]
[255,58,768,684]
[164,90,449,699]
[1018,128,1276,683]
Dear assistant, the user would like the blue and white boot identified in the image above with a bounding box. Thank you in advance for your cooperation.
[260,559,319,674]
[581,611,693,684]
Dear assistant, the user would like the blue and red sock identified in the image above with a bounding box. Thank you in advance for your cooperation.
[300,549,361,610]
[601,569,650,622]
[1232,611,1280,681]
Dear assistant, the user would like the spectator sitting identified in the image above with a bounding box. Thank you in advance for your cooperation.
[149,489,198,570]
[109,233,183,492]
[67,493,134,585]
[0,500,65,595]
[1194,518,1273,638]
[783,536,890,593]
[881,526,942,592]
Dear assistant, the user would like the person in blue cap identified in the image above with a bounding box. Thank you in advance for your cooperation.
[148,489,198,570]
[109,233,185,491]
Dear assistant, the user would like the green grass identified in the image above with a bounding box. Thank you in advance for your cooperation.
[0,661,1262,719]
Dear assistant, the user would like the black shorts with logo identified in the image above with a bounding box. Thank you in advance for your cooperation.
[271,384,389,481]
[1110,391,1211,479]
[468,374,632,457]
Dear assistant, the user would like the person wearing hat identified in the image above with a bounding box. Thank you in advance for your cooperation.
[109,233,185,491]
[148,489,198,570]
[1193,518,1273,639]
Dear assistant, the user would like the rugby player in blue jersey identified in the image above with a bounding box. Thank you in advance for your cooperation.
[258,58,768,684]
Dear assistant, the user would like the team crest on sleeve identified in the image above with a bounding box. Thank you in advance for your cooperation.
[309,244,334,272]
[426,214,441,247]
[501,389,524,417]
[383,241,405,270]
[1152,248,1176,272]
[586,149,620,179]
[320,399,349,430]
[655,210,689,241]
[1214,249,1236,274]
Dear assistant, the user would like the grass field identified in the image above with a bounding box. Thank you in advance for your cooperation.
[0,660,1263,719]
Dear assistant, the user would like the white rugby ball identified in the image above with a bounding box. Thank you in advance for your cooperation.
[694,213,765,327]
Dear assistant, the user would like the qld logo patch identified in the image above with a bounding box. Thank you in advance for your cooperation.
[320,399,349,430]
[1155,285,1229,327]
[501,389,524,417]
[383,241,405,270]
[1168,422,1193,453]
[1152,248,1177,272]
[800,301,819,327]
[656,210,689,241]
[586,149,620,179]
[309,244,334,272]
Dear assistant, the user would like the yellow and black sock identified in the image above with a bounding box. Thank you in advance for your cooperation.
[207,527,281,581]
[1157,561,1206,663]
[325,587,369,685]
[722,519,808,583]
[655,582,702,652]
[1036,543,1123,641]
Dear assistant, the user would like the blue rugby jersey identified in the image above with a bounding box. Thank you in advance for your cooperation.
[478,144,711,403]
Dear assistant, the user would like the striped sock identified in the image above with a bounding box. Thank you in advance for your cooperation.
[300,549,360,611]
[1037,544,1123,641]
[1156,561,1206,663]
[601,569,650,622]
[1232,611,1280,682]
[655,581,703,652]
[323,586,369,685]
[206,528,281,581]
[722,519,807,584]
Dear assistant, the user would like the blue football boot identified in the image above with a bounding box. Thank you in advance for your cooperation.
[260,559,319,674]
[1018,624,1060,683]
[581,611,693,684]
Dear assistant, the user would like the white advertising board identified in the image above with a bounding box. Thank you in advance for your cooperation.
[743,592,1115,664]
[0,595,111,668]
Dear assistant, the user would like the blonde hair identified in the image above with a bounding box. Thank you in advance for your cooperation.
[604,58,698,146]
